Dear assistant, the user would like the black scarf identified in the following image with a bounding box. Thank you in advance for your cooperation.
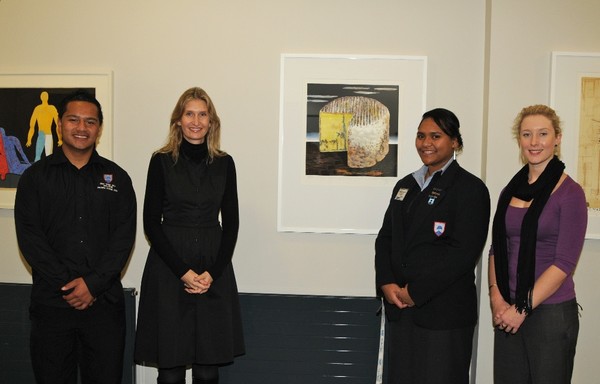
[492,156,565,313]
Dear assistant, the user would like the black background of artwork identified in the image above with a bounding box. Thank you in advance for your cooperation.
[305,142,398,177]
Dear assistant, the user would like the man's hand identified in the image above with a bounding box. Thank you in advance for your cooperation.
[397,285,415,307]
[62,277,95,310]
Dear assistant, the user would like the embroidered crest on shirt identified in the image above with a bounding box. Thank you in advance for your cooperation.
[433,221,446,236]
[97,174,119,192]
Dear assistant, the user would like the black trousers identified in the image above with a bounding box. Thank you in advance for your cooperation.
[29,300,125,384]
[386,309,474,384]
[494,299,579,384]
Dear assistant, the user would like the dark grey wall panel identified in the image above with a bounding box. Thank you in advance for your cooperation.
[220,294,382,384]
[1,286,382,384]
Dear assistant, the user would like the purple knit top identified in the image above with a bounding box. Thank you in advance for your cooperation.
[504,176,587,304]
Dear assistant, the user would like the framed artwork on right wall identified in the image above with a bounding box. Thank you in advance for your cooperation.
[550,51,600,239]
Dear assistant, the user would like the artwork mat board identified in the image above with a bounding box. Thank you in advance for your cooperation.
[278,54,427,234]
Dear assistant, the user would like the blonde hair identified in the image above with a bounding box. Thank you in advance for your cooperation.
[512,104,562,163]
[156,87,225,162]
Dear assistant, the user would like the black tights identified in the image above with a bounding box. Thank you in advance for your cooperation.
[157,365,219,384]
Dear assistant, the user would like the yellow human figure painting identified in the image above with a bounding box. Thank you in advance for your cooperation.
[319,112,352,152]
[26,91,61,162]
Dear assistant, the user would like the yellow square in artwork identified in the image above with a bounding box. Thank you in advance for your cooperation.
[319,112,353,152]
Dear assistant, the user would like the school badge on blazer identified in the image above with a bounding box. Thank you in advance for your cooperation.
[433,221,446,236]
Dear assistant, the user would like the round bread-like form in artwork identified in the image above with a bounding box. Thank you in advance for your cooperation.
[320,96,390,168]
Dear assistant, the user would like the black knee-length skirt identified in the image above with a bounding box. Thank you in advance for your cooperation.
[134,223,245,367]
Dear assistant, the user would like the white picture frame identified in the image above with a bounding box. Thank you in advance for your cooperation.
[550,52,600,239]
[277,54,427,234]
[0,71,113,209]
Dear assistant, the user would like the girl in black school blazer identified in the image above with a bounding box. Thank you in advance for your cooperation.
[375,108,490,384]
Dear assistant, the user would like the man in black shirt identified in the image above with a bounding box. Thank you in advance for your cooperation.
[14,90,136,384]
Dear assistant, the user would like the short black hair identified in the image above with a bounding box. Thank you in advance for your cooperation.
[421,108,463,150]
[58,90,103,125]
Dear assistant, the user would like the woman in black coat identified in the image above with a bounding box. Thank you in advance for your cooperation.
[375,108,490,384]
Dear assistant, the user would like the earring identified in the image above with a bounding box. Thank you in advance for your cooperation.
[453,150,456,160]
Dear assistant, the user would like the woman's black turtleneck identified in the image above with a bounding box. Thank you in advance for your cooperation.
[181,137,208,163]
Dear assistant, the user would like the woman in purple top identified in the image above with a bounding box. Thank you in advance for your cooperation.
[488,105,587,384]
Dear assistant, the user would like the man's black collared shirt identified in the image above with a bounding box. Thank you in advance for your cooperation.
[14,148,136,307]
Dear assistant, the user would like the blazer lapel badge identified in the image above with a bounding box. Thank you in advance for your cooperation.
[434,221,446,236]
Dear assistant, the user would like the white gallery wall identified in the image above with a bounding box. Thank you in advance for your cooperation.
[0,0,598,382]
